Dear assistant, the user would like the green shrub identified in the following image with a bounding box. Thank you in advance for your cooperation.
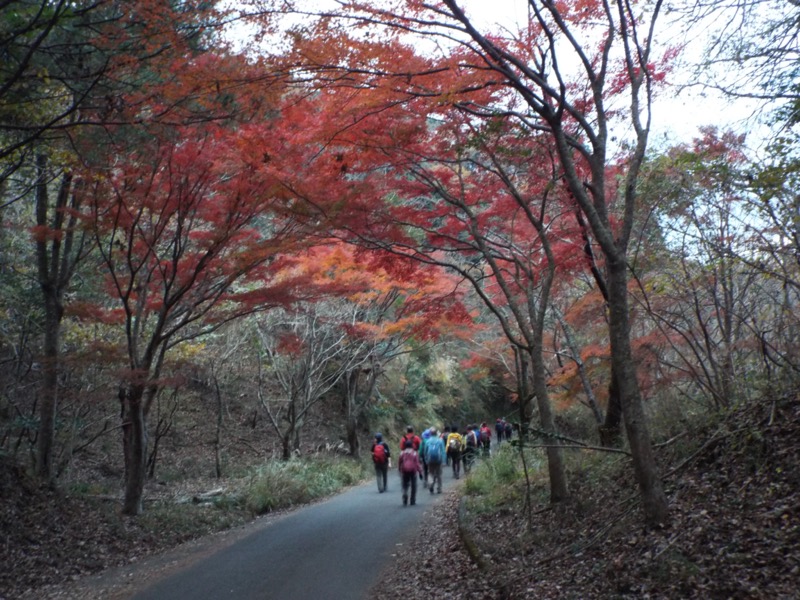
[463,443,543,512]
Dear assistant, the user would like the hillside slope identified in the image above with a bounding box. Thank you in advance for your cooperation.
[374,395,800,598]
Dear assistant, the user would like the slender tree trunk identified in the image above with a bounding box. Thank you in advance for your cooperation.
[37,301,60,483]
[293,427,301,454]
[121,385,148,516]
[281,434,291,461]
[600,369,623,447]
[214,376,223,478]
[555,309,605,430]
[33,156,85,483]
[343,371,360,457]
[607,259,668,525]
[34,154,68,483]
[573,211,624,445]
[346,417,359,456]
[529,345,568,503]
[514,347,532,434]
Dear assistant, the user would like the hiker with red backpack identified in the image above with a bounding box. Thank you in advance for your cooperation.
[371,433,391,493]
[399,425,422,452]
[398,439,423,505]
[479,422,492,456]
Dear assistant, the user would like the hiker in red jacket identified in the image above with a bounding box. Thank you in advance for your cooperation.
[399,425,421,452]
[479,422,492,456]
[397,439,423,506]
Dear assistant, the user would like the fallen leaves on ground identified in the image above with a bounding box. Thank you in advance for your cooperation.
[2,396,798,599]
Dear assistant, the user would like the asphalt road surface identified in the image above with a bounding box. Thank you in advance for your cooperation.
[133,465,460,599]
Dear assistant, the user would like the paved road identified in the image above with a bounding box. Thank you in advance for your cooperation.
[133,466,460,599]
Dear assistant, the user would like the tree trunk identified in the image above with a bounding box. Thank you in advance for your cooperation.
[293,427,301,454]
[33,156,84,483]
[34,155,68,483]
[514,347,533,436]
[346,417,359,457]
[607,259,668,526]
[36,301,60,483]
[600,368,623,447]
[214,376,223,479]
[343,370,360,457]
[281,434,291,461]
[121,385,148,516]
[529,346,569,503]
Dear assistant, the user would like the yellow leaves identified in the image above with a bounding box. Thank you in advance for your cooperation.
[36,66,50,84]
[172,341,207,360]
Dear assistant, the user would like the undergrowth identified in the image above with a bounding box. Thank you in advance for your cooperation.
[454,394,800,598]
[244,455,367,514]
[464,443,546,512]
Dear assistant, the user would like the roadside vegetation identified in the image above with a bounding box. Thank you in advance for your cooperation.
[244,455,367,514]
[378,392,799,598]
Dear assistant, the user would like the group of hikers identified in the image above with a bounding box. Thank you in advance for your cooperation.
[370,418,515,506]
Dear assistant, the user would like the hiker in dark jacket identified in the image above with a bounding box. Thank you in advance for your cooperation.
[496,418,505,442]
[463,424,479,473]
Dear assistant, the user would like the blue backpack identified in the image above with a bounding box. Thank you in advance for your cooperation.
[426,438,444,465]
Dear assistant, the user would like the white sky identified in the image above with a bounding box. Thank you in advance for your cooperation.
[457,0,769,150]
[225,0,770,151]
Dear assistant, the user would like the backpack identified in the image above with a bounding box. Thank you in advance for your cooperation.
[426,440,443,465]
[372,443,387,465]
[402,433,418,450]
[480,428,490,442]
[448,437,460,451]
[399,450,417,473]
[466,431,477,448]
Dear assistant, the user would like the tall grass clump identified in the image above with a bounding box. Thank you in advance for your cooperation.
[464,443,541,511]
[245,456,366,515]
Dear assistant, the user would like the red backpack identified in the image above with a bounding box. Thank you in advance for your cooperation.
[399,449,418,473]
[372,443,387,464]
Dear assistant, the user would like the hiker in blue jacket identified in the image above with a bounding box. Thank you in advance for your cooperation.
[420,427,432,487]
[424,429,445,494]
